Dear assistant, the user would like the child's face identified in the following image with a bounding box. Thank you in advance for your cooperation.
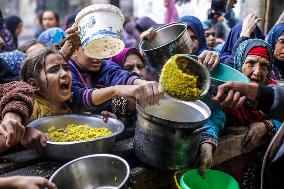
[74,47,103,72]
[39,53,72,105]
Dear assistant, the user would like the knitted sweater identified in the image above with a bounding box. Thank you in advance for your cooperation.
[69,59,139,113]
[0,81,34,123]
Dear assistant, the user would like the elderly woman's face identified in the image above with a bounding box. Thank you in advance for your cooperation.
[187,29,199,55]
[242,55,270,85]
[274,34,284,62]
[124,54,147,80]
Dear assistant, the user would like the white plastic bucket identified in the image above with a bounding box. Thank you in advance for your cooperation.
[75,4,125,59]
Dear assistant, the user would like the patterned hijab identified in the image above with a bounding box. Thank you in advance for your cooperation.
[0,50,26,75]
[267,23,284,79]
[232,39,273,85]
[38,27,66,48]
[177,16,208,55]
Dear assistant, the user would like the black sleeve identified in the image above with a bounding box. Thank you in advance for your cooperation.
[257,85,275,114]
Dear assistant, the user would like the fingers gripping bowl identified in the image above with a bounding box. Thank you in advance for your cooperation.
[27,114,124,161]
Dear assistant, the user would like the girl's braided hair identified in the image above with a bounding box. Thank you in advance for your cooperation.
[21,48,57,82]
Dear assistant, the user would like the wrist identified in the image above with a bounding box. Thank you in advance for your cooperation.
[247,83,259,100]
[3,112,22,123]
[133,79,146,85]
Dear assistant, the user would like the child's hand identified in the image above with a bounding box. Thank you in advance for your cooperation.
[61,24,80,60]
[100,111,117,122]
[0,112,25,148]
[140,27,156,41]
[21,128,48,150]
[3,176,57,189]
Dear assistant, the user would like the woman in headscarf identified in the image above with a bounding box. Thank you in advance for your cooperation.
[216,39,281,189]
[0,50,26,77]
[0,10,16,52]
[110,48,149,80]
[164,0,179,24]
[110,48,151,133]
[37,27,66,49]
[5,15,23,49]
[176,15,220,70]
[220,14,265,65]
[267,23,284,80]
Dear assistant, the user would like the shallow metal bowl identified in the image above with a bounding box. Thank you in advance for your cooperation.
[27,114,124,161]
[49,154,130,189]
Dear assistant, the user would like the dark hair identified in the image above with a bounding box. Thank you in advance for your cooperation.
[5,15,22,36]
[214,22,226,39]
[21,48,56,82]
[39,10,59,27]
[18,40,46,53]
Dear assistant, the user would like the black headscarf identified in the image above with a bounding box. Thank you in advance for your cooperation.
[5,15,22,48]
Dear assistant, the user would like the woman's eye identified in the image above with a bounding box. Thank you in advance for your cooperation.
[48,66,59,73]
[63,65,70,71]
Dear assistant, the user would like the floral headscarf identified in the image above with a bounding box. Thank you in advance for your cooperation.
[0,50,26,75]
[38,27,66,48]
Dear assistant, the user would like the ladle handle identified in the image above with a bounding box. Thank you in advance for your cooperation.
[209,86,257,109]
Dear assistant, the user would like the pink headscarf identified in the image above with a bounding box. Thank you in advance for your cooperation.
[164,0,179,24]
[110,48,144,67]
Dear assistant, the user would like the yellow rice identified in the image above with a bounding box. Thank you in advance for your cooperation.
[159,54,202,101]
[46,124,112,142]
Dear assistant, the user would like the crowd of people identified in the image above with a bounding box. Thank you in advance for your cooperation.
[0,0,284,188]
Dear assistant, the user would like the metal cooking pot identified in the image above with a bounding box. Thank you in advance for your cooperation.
[134,99,211,170]
[139,22,192,77]
[27,114,124,161]
[50,154,130,189]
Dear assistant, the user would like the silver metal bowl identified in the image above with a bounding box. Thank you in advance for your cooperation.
[27,114,124,161]
[49,154,130,189]
[139,22,192,77]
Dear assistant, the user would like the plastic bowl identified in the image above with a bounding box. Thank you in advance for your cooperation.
[210,63,250,86]
[180,169,239,189]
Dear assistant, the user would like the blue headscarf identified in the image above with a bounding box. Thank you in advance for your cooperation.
[220,23,265,63]
[267,23,284,79]
[177,16,208,55]
[38,27,66,48]
[0,50,26,75]
[232,39,273,84]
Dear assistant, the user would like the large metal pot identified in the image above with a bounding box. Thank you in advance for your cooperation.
[139,22,192,77]
[50,154,130,189]
[134,99,211,170]
[27,114,124,161]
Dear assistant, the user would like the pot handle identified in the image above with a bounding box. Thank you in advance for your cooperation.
[191,126,210,135]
